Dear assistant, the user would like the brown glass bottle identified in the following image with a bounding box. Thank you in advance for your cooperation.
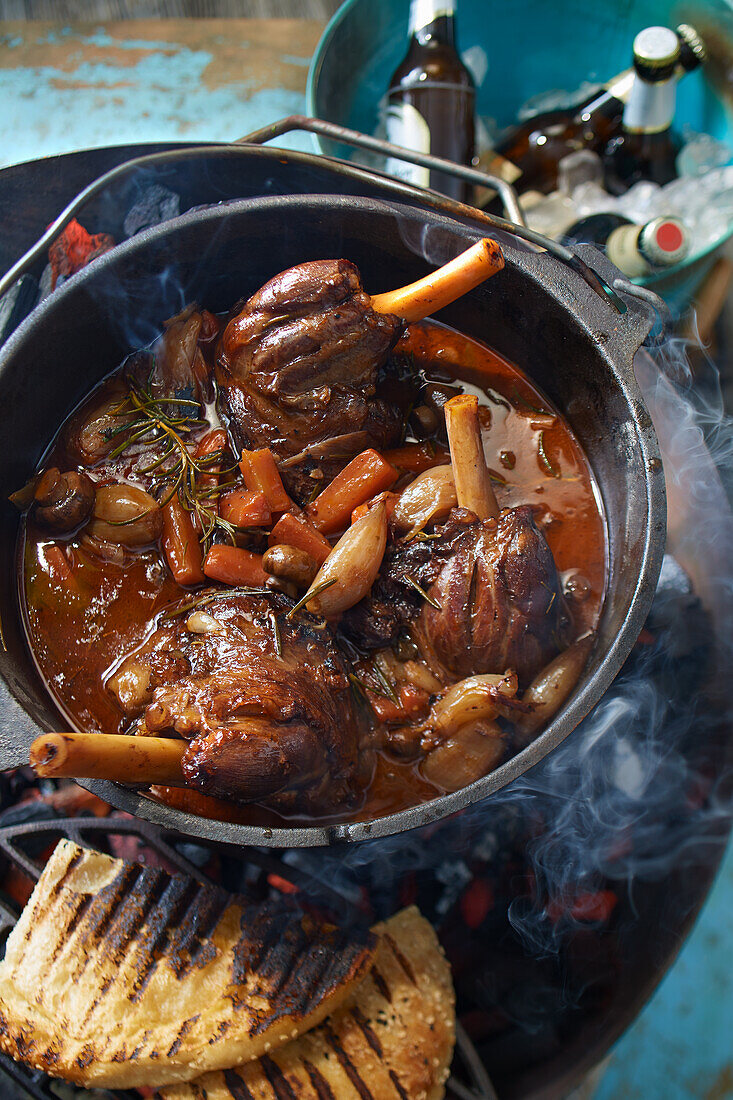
[491,23,705,198]
[385,0,475,202]
[491,69,635,196]
[603,27,683,194]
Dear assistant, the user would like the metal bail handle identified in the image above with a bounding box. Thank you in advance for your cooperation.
[238,115,668,320]
[0,115,667,324]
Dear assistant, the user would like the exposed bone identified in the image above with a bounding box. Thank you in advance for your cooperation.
[30,731,186,786]
[370,238,504,322]
[444,394,499,519]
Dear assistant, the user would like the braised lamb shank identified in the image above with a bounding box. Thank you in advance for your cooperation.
[217,260,406,503]
[109,591,363,812]
[343,506,568,685]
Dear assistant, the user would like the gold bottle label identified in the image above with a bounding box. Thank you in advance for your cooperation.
[409,0,455,32]
[607,224,651,278]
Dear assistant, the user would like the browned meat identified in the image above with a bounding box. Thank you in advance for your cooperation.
[341,510,474,650]
[343,506,569,685]
[416,506,570,683]
[216,260,406,502]
[108,590,364,813]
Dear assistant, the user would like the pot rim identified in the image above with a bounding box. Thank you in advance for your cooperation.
[0,192,667,847]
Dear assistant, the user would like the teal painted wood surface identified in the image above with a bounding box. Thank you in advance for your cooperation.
[0,20,323,167]
[596,845,732,1099]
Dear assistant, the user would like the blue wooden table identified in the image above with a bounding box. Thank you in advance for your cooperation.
[0,20,322,165]
[0,20,730,1100]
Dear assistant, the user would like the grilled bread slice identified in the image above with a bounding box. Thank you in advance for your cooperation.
[158,906,455,1100]
[0,840,376,1089]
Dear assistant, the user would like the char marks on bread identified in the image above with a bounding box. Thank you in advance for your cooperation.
[157,906,455,1100]
[0,840,376,1089]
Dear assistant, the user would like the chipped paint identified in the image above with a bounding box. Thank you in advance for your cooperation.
[0,20,324,167]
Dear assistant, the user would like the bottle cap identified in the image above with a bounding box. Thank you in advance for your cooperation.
[633,26,681,81]
[676,24,707,72]
[639,217,690,267]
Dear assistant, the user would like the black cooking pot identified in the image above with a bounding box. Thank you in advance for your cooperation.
[0,190,666,846]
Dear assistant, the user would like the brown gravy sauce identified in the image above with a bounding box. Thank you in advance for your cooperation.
[20,320,607,826]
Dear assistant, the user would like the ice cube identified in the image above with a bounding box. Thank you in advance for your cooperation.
[557,150,603,196]
[524,190,578,238]
[570,181,620,219]
[617,181,664,224]
[659,167,733,255]
[677,132,733,177]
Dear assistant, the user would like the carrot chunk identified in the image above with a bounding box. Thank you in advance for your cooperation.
[219,489,272,528]
[307,449,398,534]
[162,496,205,586]
[239,449,291,513]
[383,442,450,473]
[268,513,332,565]
[41,544,77,588]
[203,544,268,587]
[351,490,399,526]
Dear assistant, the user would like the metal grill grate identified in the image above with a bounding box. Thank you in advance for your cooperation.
[0,815,496,1100]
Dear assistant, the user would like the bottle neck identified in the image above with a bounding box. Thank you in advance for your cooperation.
[408,0,456,45]
[574,68,634,125]
[622,72,677,134]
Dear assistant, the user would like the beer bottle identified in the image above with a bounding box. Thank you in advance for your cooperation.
[603,27,685,194]
[491,24,705,198]
[385,0,475,202]
[490,69,635,196]
[563,212,690,277]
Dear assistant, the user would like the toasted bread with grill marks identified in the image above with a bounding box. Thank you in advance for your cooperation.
[158,906,455,1100]
[0,840,376,1089]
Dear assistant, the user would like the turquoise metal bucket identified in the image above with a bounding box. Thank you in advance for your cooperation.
[307,0,733,312]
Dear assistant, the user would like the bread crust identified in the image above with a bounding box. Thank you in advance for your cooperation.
[158,906,455,1100]
[0,840,376,1088]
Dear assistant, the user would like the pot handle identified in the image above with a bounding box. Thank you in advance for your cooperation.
[241,116,673,325]
[569,242,670,360]
[0,116,645,321]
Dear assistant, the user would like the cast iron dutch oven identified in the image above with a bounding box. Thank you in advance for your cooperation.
[0,189,666,846]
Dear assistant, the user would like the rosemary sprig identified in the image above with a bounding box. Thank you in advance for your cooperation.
[405,574,441,610]
[105,375,239,552]
[348,672,393,707]
[537,430,561,478]
[371,660,400,705]
[512,386,549,416]
[161,585,270,620]
[286,577,337,620]
[306,478,323,505]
